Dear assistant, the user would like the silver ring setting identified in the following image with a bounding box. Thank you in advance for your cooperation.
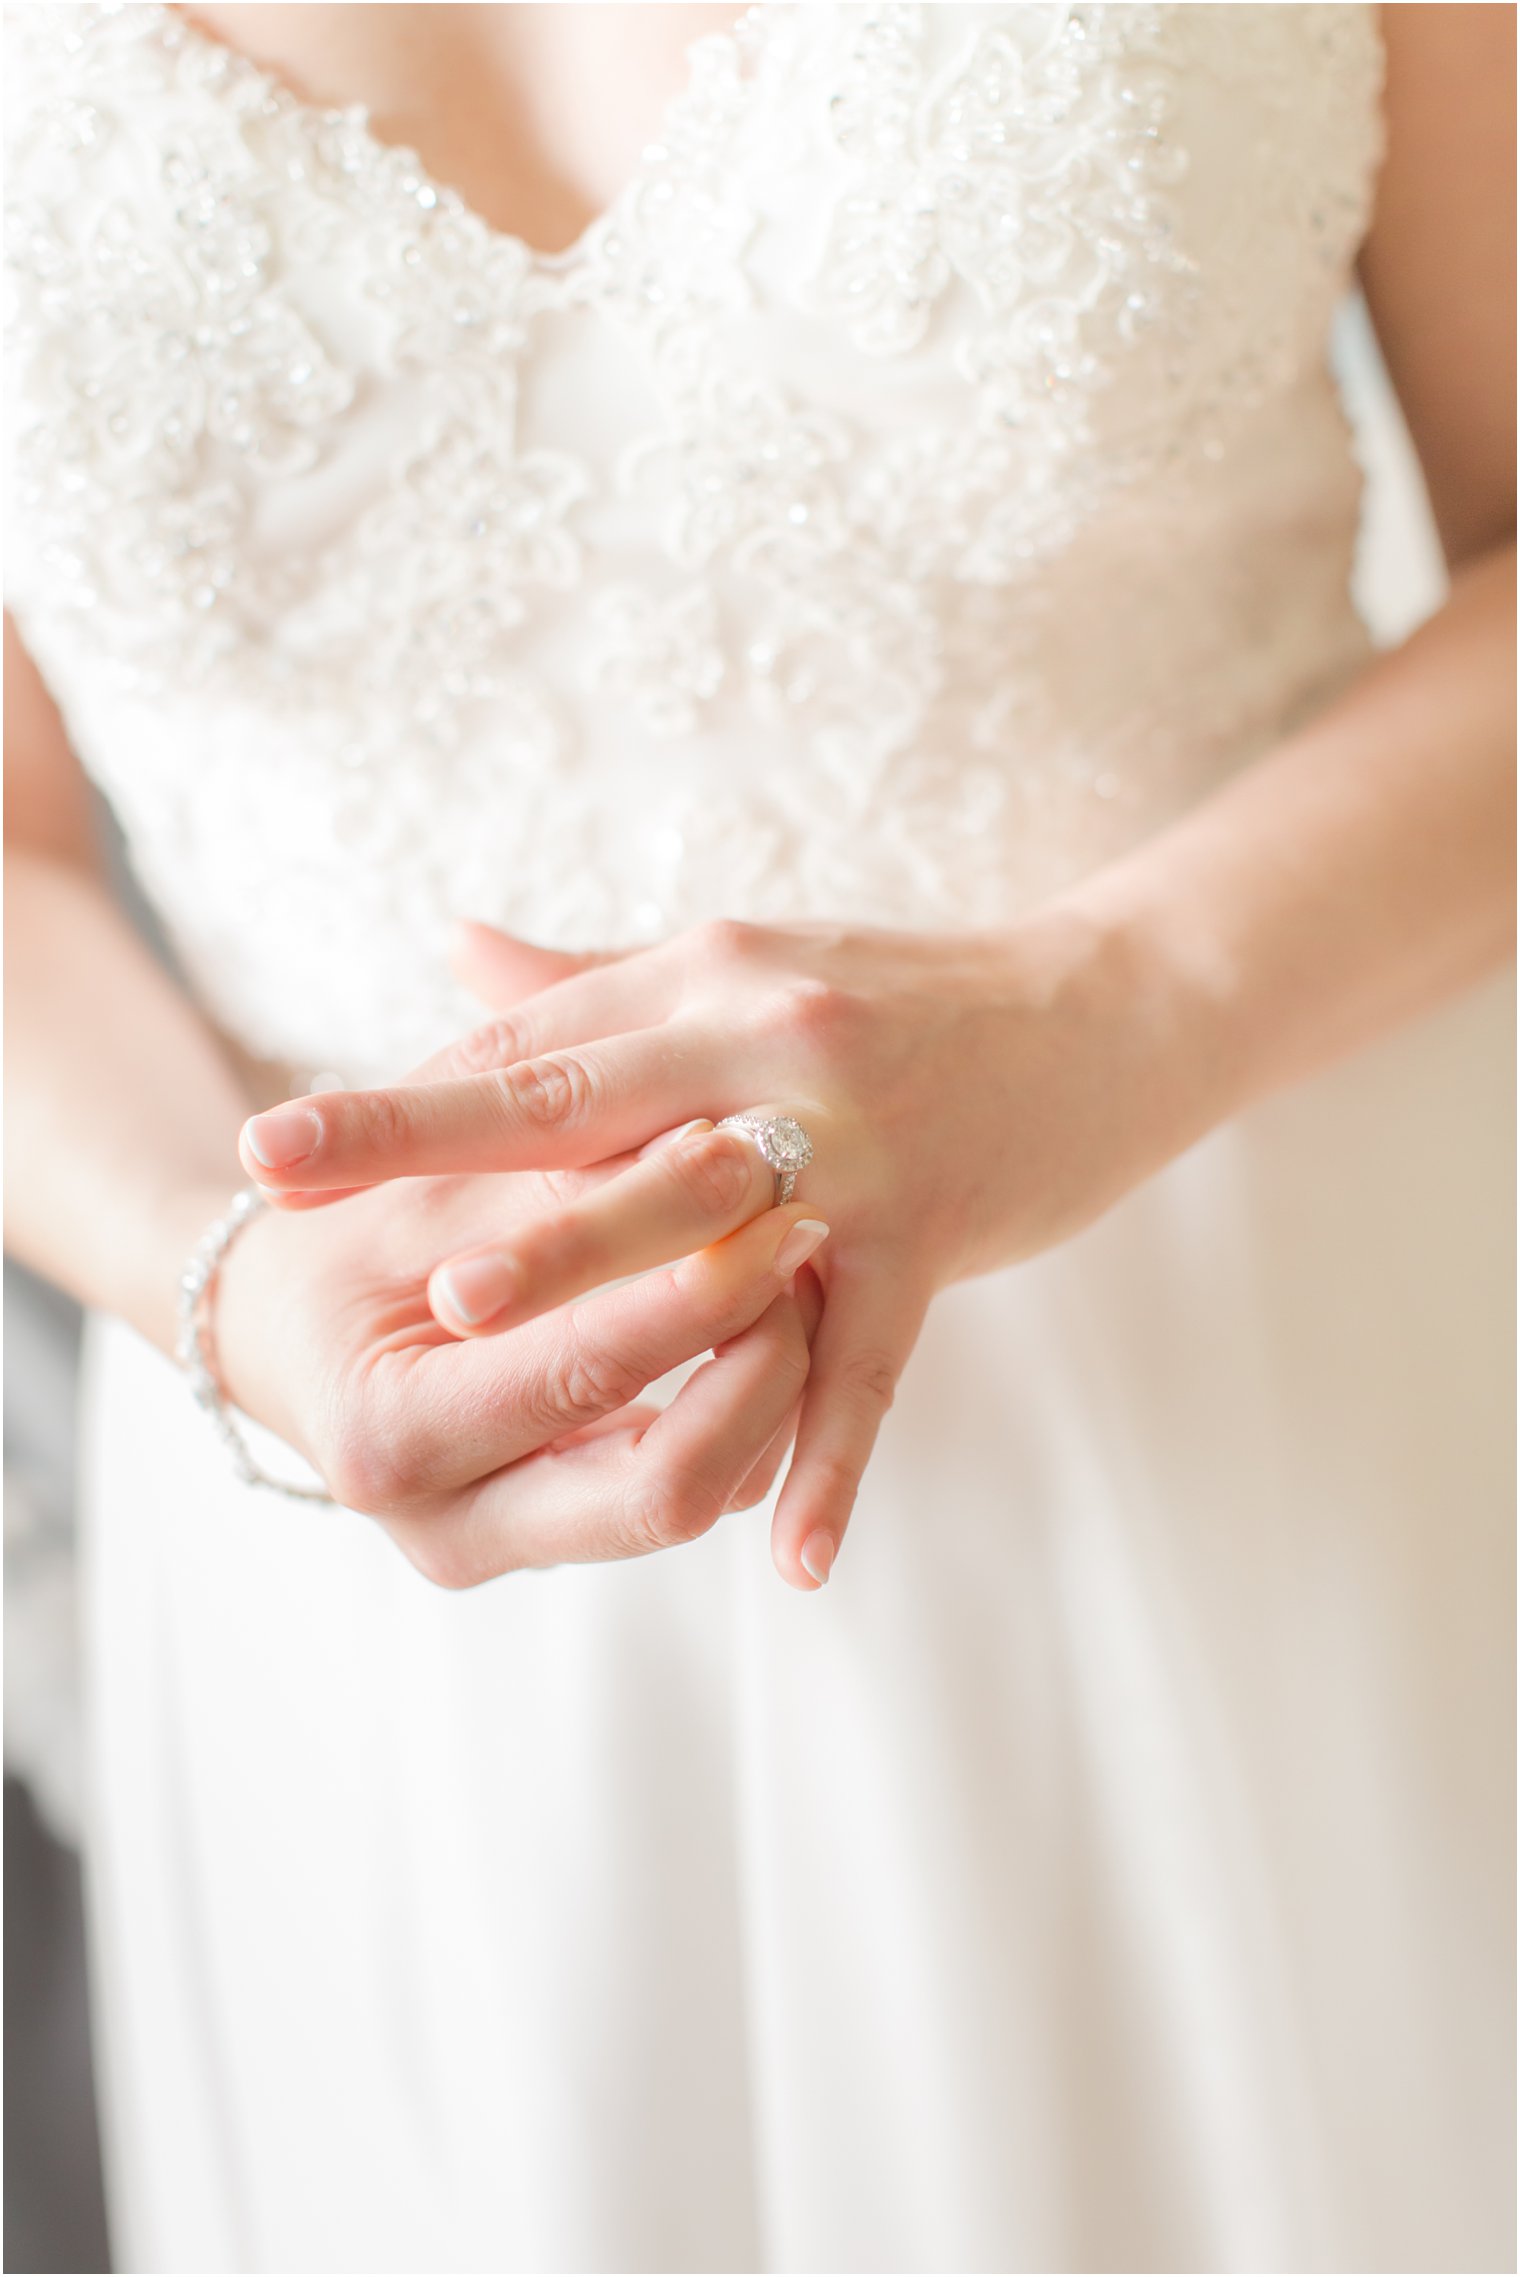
[717,1111,815,1206]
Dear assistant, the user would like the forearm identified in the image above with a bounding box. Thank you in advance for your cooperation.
[4,847,255,1355]
[1066,541,1515,1135]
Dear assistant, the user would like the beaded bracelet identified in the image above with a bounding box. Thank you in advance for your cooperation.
[176,1184,333,1503]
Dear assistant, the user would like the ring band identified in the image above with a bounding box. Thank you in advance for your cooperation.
[716,1112,815,1206]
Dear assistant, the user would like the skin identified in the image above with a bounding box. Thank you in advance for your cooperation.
[5,6,1514,1595]
[177,3,746,257]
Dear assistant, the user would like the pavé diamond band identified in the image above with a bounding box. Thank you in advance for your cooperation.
[716,1111,815,1206]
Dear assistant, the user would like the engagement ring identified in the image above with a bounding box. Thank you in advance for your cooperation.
[716,1111,815,1206]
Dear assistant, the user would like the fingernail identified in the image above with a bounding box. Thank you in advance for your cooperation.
[433,1251,521,1327]
[243,1104,322,1170]
[638,1118,713,1161]
[800,1530,836,1586]
[774,1218,830,1277]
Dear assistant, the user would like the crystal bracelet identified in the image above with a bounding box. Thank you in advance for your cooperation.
[176,1184,333,1503]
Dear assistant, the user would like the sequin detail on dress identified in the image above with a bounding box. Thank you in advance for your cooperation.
[5,3,1384,1076]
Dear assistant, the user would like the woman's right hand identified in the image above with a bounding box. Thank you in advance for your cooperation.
[205,1121,828,1589]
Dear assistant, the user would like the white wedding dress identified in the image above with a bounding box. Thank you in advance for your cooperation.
[5,5,1514,2269]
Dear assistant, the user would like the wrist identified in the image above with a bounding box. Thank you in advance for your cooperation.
[127,1173,251,1360]
[1046,868,1246,1154]
[176,1187,332,1500]
[963,883,1238,1271]
[150,1177,306,1454]
[205,1193,310,1455]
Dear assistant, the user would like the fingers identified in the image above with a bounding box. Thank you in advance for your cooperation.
[343,1205,831,1501]
[768,1261,925,1592]
[448,921,643,1025]
[240,1025,711,1193]
[255,1145,647,1223]
[400,928,677,1085]
[613,1282,812,1542]
[426,1121,779,1336]
[723,1258,826,1512]
[449,922,611,1005]
[247,1181,368,1212]
[428,1280,815,1580]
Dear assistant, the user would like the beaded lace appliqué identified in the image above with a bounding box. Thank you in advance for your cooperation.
[4,2,1386,1072]
[6,4,1381,726]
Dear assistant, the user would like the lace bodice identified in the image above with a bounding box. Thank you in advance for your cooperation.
[5,2,1383,1081]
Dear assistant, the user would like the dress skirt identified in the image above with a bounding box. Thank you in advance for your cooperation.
[77,974,1515,2276]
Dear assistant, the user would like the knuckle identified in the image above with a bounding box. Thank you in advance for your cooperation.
[748,977,855,1058]
[697,916,748,961]
[320,1362,449,1516]
[534,1165,589,1210]
[728,1440,789,1512]
[614,1463,674,1553]
[694,915,768,971]
[669,1255,746,1347]
[668,1489,723,1547]
[726,1469,774,1514]
[515,1207,586,1289]
[807,1449,866,1518]
[670,1131,756,1219]
[787,978,858,1049]
[796,979,855,1047]
[507,1052,595,1133]
[347,1085,412,1158]
[552,1329,647,1428]
[400,1524,492,1593]
[836,1347,900,1415]
[766,1330,813,1396]
[722,1299,810,1382]
[620,1462,719,1553]
[324,1419,414,1516]
[447,1016,527,1079]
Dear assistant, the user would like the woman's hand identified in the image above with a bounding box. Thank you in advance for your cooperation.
[208,1130,829,1590]
[242,903,1215,1580]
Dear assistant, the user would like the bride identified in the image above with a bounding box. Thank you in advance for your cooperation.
[5,3,1513,2269]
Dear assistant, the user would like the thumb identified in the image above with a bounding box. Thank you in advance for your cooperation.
[449,919,621,1008]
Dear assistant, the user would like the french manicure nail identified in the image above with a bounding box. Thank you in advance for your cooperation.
[774,1218,830,1277]
[800,1530,836,1586]
[433,1251,521,1327]
[243,1104,323,1170]
[638,1118,713,1161]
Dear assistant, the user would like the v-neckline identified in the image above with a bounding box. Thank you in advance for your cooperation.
[154,2,774,274]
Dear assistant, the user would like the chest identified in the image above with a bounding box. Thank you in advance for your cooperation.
[3,1,1384,1074]
[5,2,1383,742]
[176,2,748,256]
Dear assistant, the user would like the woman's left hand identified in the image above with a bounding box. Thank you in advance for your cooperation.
[241,905,1208,1580]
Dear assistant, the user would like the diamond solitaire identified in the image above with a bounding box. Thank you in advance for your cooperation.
[716,1112,815,1205]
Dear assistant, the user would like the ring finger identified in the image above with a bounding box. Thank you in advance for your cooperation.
[389,1284,813,1585]
[388,1200,831,1494]
[426,1119,779,1335]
